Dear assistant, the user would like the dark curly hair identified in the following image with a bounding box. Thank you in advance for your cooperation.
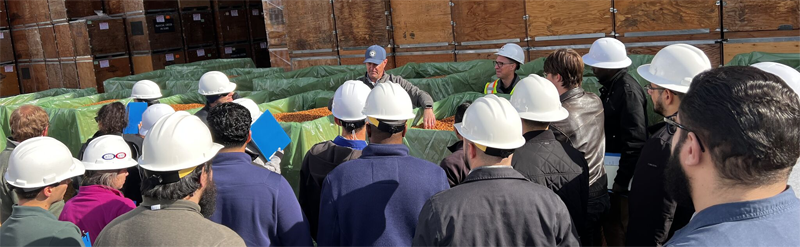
[96,102,128,134]
[208,102,251,149]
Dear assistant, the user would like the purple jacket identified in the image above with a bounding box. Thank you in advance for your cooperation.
[59,185,136,244]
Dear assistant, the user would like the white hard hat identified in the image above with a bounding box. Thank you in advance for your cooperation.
[332,80,372,121]
[5,137,85,189]
[362,82,416,120]
[511,74,569,122]
[583,38,632,69]
[131,80,162,99]
[454,95,526,150]
[140,104,175,137]
[495,43,525,65]
[82,135,138,170]
[233,98,263,125]
[637,44,711,93]
[198,71,237,96]
[138,111,223,172]
[751,62,800,99]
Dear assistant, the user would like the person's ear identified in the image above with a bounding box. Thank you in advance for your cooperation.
[43,186,53,197]
[401,126,407,137]
[682,132,704,168]
[246,131,252,144]
[42,125,49,137]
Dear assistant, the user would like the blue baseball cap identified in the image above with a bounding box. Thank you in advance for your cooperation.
[364,45,387,64]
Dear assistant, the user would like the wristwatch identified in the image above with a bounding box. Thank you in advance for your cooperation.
[425,104,433,109]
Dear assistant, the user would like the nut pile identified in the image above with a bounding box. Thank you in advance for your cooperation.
[413,116,455,131]
[273,107,331,123]
[170,103,205,111]
[82,99,119,107]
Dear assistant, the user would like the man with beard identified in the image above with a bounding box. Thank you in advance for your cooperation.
[208,103,312,246]
[626,44,711,246]
[94,112,245,247]
[664,66,800,247]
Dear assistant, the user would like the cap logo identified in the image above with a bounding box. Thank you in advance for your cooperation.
[102,153,116,160]
[116,152,127,159]
[369,50,376,58]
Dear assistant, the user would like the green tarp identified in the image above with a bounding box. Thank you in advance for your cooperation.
[725,52,800,69]
[103,69,209,93]
[165,58,256,72]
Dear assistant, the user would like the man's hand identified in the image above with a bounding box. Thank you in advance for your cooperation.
[423,108,436,129]
[611,182,628,195]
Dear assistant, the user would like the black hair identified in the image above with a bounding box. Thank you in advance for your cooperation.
[455,102,471,124]
[679,66,800,186]
[207,102,251,149]
[12,186,45,200]
[134,98,160,106]
[96,102,128,134]
[141,161,211,200]
[340,120,367,132]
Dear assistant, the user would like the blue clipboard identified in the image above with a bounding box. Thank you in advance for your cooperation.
[123,102,148,134]
[250,109,291,161]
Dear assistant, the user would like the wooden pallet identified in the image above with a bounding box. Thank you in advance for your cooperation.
[394,45,455,67]
[6,0,49,27]
[45,60,63,89]
[615,0,719,37]
[290,51,339,70]
[11,27,43,61]
[125,12,184,53]
[0,29,12,63]
[215,7,251,44]
[252,40,271,68]
[17,62,48,93]
[76,55,132,92]
[185,45,220,63]
[70,18,129,57]
[526,0,612,43]
[723,30,800,64]
[390,0,453,47]
[180,10,217,48]
[38,24,58,60]
[47,0,103,22]
[263,0,287,47]
[60,57,80,88]
[0,63,21,96]
[248,4,267,41]
[451,0,527,46]
[333,0,390,48]
[723,0,799,32]
[285,0,337,51]
[268,46,291,71]
[131,49,186,73]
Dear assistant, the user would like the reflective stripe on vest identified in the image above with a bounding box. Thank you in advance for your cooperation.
[484,79,499,94]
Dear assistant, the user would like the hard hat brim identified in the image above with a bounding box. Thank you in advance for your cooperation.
[138,143,224,172]
[495,53,525,65]
[637,64,690,94]
[518,107,569,123]
[82,158,138,171]
[454,123,526,150]
[582,55,632,69]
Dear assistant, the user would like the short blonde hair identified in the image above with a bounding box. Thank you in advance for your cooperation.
[10,105,49,142]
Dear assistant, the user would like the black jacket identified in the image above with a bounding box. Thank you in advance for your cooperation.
[121,134,144,204]
[626,123,694,246]
[439,141,469,187]
[298,140,362,240]
[413,167,580,246]
[599,69,648,189]
[512,130,589,239]
[551,87,608,195]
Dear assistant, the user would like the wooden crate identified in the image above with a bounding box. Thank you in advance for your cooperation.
[248,4,266,41]
[47,0,104,22]
[6,0,49,27]
[333,0,390,48]
[525,0,612,42]
[185,45,219,63]
[263,0,287,47]
[46,60,63,89]
[54,21,74,57]
[214,0,247,9]
[393,47,454,68]
[131,49,186,74]
[0,0,8,28]
[125,12,184,53]
[626,41,722,67]
[451,0,527,45]
[38,24,59,59]
[390,0,453,47]
[252,40,271,68]
[215,7,250,44]
[0,29,12,63]
[178,0,212,10]
[71,18,129,57]
[268,46,290,71]
[17,62,48,93]
[290,51,339,70]
[723,31,800,64]
[340,47,395,69]
[456,42,527,62]
[60,57,80,88]
[0,63,21,96]
[219,42,252,59]
[615,0,719,38]
[723,0,799,32]
[180,10,217,48]
[285,0,337,51]
[104,0,179,15]
[11,27,44,61]
[528,43,593,62]
[76,55,132,91]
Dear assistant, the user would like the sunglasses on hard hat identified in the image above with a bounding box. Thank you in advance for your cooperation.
[663,116,705,152]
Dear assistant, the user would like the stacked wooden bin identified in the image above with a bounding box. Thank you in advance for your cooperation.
[178,0,219,63]
[264,0,290,71]
[0,0,20,96]
[720,0,799,64]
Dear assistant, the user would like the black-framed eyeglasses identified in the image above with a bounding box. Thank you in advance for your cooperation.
[645,84,666,91]
[663,117,705,152]
[493,61,512,67]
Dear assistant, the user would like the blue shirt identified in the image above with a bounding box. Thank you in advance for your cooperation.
[209,152,313,247]
[332,136,367,150]
[317,144,450,246]
[666,187,800,247]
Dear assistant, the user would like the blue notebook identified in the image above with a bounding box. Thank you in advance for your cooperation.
[251,109,291,161]
[123,102,148,134]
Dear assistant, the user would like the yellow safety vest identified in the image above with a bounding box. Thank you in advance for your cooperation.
[484,79,516,94]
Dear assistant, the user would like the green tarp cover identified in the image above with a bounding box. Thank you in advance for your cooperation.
[725,52,800,69]
[387,60,493,79]
[165,58,256,71]
[103,69,209,93]
[0,88,96,106]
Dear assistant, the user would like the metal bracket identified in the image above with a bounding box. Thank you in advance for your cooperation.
[524,37,532,41]
[523,15,529,20]
[610,8,618,13]
[333,30,337,35]
[451,21,456,26]
[385,11,389,15]
[715,1,727,6]
[449,2,454,6]
[386,25,392,30]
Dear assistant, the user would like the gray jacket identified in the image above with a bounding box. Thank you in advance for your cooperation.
[95,198,246,247]
[329,73,435,110]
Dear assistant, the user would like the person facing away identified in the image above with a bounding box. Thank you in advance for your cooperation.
[543,48,609,246]
[317,82,449,246]
[94,112,245,247]
[626,44,711,246]
[664,66,800,247]
[300,80,371,240]
[121,103,176,205]
[509,74,590,241]
[59,135,138,245]
[0,137,86,247]
[207,103,313,246]
[438,102,471,187]
[0,105,64,224]
[413,94,580,247]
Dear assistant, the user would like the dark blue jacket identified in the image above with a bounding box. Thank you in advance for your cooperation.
[317,144,449,246]
[210,152,313,247]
